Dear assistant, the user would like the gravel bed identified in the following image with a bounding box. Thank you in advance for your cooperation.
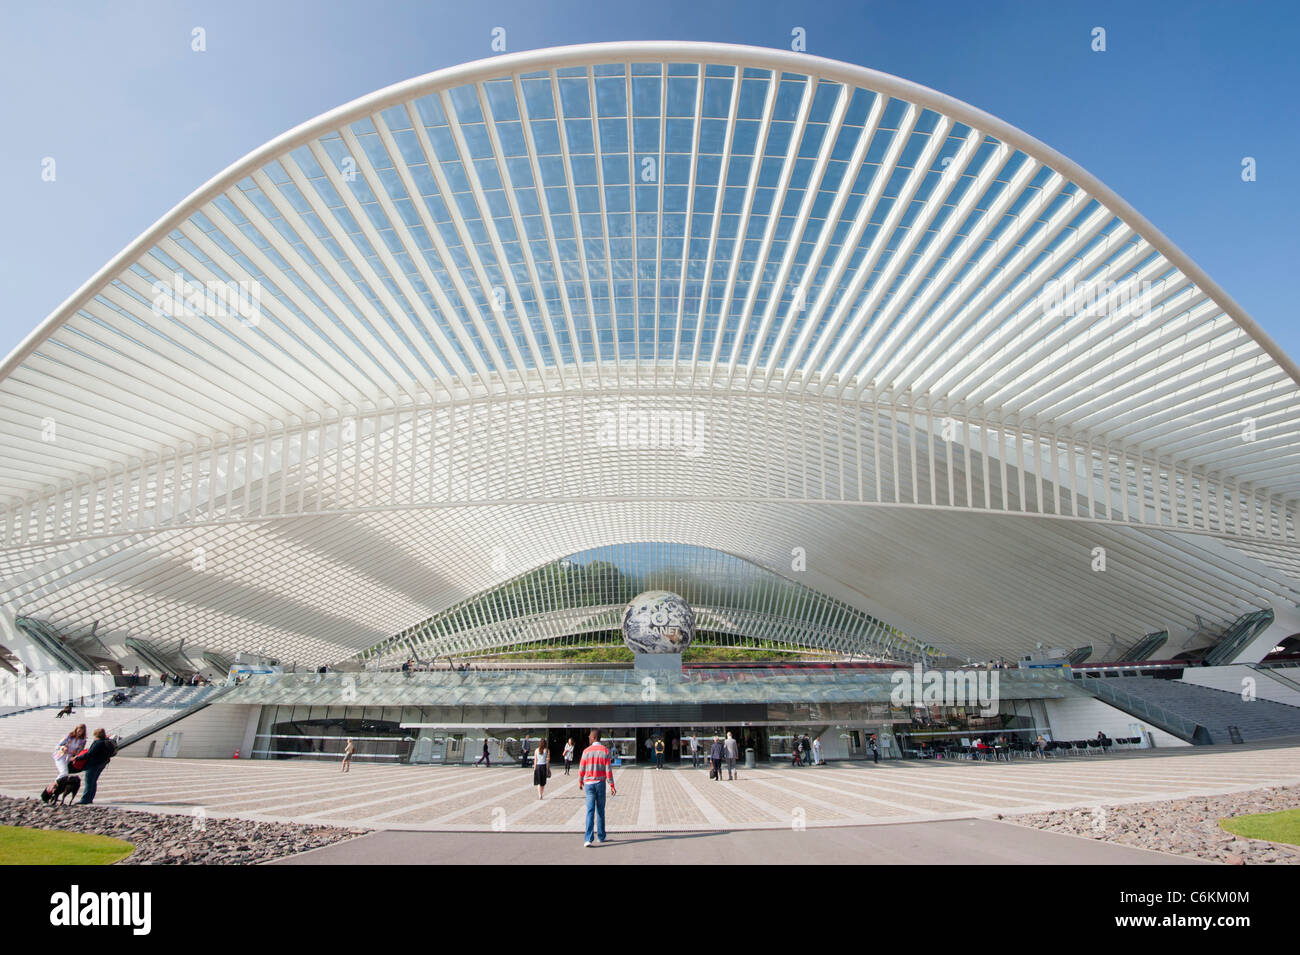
[1002,784,1300,864]
[0,795,367,864]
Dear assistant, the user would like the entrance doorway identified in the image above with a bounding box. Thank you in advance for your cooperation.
[548,728,589,771]
[634,726,682,765]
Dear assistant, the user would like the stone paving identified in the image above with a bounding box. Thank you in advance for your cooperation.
[2,744,1299,832]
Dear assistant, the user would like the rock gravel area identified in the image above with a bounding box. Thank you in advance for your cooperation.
[1004,785,1300,864]
[0,795,367,864]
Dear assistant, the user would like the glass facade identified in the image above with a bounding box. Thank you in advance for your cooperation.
[251,695,1056,763]
[366,542,929,665]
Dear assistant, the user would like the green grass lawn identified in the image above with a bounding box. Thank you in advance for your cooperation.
[1219,808,1300,847]
[0,825,134,865]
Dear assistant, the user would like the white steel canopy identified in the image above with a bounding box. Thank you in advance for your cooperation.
[0,42,1297,670]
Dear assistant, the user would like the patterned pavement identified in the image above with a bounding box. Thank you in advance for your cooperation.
[3,745,1299,832]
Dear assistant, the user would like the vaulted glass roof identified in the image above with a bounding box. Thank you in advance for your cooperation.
[1,43,1295,671]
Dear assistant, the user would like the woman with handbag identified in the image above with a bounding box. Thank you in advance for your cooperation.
[53,724,86,777]
[533,739,551,799]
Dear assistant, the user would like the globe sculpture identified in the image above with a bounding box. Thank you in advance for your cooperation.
[622,590,695,654]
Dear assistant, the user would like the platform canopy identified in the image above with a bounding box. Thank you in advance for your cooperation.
[1,42,1297,671]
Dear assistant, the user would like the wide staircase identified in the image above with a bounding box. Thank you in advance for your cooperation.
[107,685,219,708]
[1098,676,1300,744]
[0,685,221,753]
[0,706,184,753]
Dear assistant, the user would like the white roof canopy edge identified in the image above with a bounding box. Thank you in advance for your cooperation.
[5,40,1298,388]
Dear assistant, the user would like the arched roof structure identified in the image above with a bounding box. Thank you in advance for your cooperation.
[1,42,1296,670]
[365,542,934,667]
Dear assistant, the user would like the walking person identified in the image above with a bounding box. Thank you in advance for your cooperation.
[708,736,724,781]
[533,739,550,799]
[76,729,118,805]
[341,738,355,773]
[476,739,491,767]
[869,734,880,764]
[724,731,738,780]
[653,736,665,770]
[563,737,575,775]
[578,729,616,847]
[812,736,822,766]
[53,724,86,777]
[689,733,700,768]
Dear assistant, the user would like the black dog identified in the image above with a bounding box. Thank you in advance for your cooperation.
[40,774,80,806]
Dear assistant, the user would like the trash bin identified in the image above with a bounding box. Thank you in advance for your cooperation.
[745,747,756,769]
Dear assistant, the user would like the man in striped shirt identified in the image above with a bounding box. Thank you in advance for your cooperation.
[577,729,616,846]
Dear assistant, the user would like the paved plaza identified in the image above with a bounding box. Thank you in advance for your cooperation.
[3,744,1299,834]
[272,820,1204,865]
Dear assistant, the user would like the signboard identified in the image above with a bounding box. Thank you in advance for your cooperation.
[227,664,282,682]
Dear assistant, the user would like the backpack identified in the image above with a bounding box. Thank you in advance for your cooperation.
[68,738,115,773]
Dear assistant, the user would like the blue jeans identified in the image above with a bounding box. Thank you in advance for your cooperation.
[78,763,104,804]
[583,781,607,843]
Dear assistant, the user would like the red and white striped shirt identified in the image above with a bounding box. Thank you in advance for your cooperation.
[578,742,615,787]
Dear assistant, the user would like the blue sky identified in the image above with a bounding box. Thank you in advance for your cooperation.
[2,0,1297,361]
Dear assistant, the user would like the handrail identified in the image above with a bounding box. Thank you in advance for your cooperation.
[14,617,99,673]
[115,685,234,750]
[1203,609,1275,668]
[1117,631,1169,663]
[1084,679,1211,745]
[1247,663,1300,698]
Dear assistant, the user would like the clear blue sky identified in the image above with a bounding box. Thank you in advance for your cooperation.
[2,0,1297,361]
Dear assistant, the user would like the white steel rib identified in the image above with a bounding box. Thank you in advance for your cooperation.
[0,43,1295,669]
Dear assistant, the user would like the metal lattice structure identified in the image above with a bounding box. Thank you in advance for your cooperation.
[365,542,931,666]
[1,42,1297,671]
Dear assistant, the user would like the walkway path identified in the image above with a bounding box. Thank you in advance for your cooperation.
[271,819,1206,865]
[2,743,1298,833]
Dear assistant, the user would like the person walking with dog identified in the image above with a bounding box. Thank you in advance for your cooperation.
[341,738,355,773]
[53,724,86,777]
[76,729,117,805]
[562,737,575,775]
[577,729,615,846]
[533,739,551,799]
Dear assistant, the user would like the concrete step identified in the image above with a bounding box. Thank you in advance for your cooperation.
[0,706,185,753]
[1102,676,1300,744]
